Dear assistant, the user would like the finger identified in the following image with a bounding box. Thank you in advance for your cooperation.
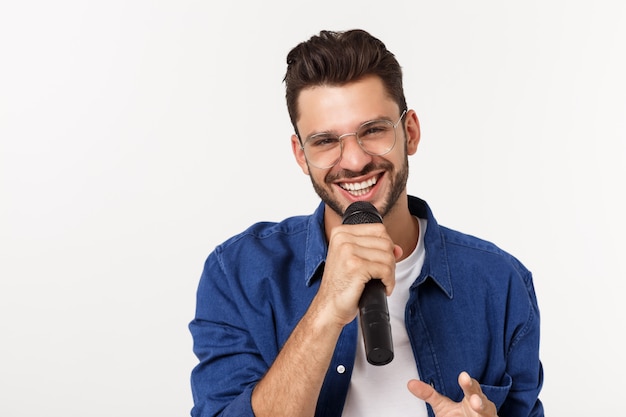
[470,393,498,416]
[332,222,395,248]
[329,231,396,266]
[336,223,390,238]
[393,244,403,260]
[328,232,397,292]
[469,393,484,412]
[458,371,480,396]
[458,372,499,417]
[407,379,446,410]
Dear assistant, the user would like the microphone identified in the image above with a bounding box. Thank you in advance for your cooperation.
[342,201,394,366]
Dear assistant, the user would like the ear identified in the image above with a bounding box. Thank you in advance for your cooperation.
[404,110,421,156]
[291,134,310,175]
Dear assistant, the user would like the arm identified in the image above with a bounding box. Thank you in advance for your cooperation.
[189,251,266,417]
[251,223,402,417]
[190,223,400,417]
[250,292,345,417]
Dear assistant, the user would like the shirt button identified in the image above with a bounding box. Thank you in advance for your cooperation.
[336,365,346,374]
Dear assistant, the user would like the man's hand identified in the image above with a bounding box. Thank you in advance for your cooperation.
[315,223,402,327]
[407,372,499,417]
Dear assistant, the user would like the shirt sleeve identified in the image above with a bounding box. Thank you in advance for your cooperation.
[499,268,545,417]
[189,250,267,417]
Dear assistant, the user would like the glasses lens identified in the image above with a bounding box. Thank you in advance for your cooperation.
[357,120,396,155]
[304,134,342,169]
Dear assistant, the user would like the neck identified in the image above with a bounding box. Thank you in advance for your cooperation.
[381,195,419,261]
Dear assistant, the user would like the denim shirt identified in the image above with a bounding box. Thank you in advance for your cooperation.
[189,196,544,417]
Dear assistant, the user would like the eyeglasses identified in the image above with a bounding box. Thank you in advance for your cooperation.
[300,109,407,169]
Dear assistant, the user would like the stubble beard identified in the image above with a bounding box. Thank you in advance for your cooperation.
[309,153,409,219]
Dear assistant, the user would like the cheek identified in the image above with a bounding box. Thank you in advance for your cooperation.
[310,169,328,186]
[385,149,407,169]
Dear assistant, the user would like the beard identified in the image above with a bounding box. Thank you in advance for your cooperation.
[309,151,409,219]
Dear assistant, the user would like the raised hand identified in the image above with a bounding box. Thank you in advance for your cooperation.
[407,372,499,417]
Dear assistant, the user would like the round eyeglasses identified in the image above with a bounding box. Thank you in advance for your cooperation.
[299,109,407,169]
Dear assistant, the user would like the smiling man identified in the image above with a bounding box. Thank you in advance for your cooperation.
[189,29,544,417]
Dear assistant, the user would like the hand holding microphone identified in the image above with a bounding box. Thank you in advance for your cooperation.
[342,201,394,366]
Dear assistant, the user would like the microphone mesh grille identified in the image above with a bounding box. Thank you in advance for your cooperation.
[342,201,383,225]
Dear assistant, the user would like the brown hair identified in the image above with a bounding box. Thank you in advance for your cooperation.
[284,29,407,138]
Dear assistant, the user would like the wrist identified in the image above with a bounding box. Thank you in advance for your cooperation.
[304,295,349,338]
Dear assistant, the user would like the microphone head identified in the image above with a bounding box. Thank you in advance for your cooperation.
[342,201,383,225]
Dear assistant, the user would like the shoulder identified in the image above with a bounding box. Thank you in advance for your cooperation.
[216,214,312,254]
[440,226,530,277]
[409,195,530,279]
[435,226,538,309]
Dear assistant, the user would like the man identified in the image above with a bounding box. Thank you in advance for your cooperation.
[189,29,544,417]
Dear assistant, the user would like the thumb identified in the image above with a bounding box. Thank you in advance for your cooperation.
[393,244,403,260]
[407,379,444,407]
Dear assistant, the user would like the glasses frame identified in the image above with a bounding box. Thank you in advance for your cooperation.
[299,109,407,169]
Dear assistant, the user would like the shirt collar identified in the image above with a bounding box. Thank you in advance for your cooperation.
[304,201,327,287]
[407,196,453,299]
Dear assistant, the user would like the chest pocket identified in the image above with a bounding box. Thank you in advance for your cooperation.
[479,373,512,410]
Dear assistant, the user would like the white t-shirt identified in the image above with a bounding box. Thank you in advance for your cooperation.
[342,217,428,417]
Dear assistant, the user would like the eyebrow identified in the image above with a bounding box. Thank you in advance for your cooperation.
[304,115,394,140]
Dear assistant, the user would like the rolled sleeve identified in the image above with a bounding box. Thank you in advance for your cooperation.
[189,251,265,417]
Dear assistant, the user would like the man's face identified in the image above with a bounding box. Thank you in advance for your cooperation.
[291,75,419,219]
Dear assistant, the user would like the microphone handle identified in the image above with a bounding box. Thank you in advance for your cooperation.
[359,279,394,365]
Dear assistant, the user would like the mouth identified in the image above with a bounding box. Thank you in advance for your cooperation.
[338,174,381,197]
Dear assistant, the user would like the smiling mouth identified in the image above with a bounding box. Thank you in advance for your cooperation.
[339,175,379,196]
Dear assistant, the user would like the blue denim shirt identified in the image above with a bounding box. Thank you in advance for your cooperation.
[189,196,544,417]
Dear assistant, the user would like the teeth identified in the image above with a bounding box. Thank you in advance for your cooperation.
[340,177,377,195]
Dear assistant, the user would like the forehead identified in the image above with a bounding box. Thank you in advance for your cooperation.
[296,76,398,136]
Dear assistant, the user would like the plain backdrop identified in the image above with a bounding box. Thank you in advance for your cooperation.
[1,1,624,416]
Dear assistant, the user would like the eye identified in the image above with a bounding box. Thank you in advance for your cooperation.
[359,121,392,138]
[308,135,340,148]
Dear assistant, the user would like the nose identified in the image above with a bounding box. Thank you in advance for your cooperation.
[337,134,373,171]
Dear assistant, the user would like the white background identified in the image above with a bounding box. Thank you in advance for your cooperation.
[1,1,624,416]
